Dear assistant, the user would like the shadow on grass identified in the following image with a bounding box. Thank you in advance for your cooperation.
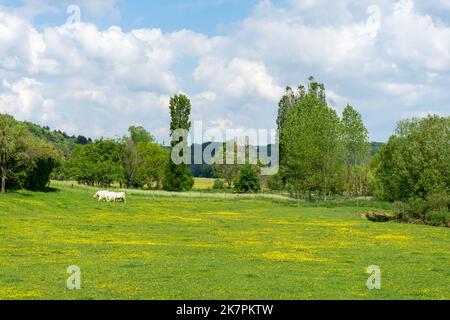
[11,187,60,196]
[41,187,60,193]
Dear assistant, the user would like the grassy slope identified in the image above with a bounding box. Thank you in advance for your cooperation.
[0,182,448,300]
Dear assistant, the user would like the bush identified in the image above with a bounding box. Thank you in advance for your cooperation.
[267,173,284,191]
[233,165,261,193]
[394,192,450,227]
[212,179,225,190]
[25,157,59,191]
[425,208,450,227]
[426,192,450,211]
[373,116,450,202]
[394,197,427,221]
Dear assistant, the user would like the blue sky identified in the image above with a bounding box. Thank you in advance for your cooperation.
[0,0,449,142]
[118,0,261,34]
[1,0,266,33]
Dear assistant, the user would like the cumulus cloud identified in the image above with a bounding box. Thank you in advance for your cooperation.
[194,57,283,102]
[383,0,450,71]
[0,0,449,142]
[0,9,192,137]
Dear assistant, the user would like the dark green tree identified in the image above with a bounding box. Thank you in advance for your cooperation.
[342,105,372,196]
[281,78,346,199]
[65,139,122,187]
[163,94,194,192]
[373,115,450,201]
[76,135,90,145]
[213,141,241,189]
[234,165,261,193]
[128,125,154,145]
[0,114,61,192]
[121,126,154,187]
[135,142,169,190]
[342,105,370,166]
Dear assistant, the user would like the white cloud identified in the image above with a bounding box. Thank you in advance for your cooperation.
[0,77,45,118]
[382,0,450,71]
[0,0,450,142]
[194,57,283,102]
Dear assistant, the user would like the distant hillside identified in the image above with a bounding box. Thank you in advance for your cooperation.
[189,142,385,178]
[21,121,92,157]
[16,117,385,177]
[370,142,384,156]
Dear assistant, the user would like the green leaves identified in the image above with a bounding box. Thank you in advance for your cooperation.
[276,78,373,198]
[234,164,261,193]
[374,115,450,201]
[279,79,346,197]
[164,94,194,192]
[135,142,168,190]
[66,139,123,187]
[0,114,61,192]
[128,126,154,145]
[342,104,370,166]
[169,94,192,136]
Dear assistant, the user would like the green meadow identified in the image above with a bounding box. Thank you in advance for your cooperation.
[0,181,448,300]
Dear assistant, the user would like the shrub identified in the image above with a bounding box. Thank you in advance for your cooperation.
[233,165,261,193]
[426,192,450,211]
[394,192,450,227]
[425,208,449,227]
[267,173,284,191]
[373,116,450,202]
[394,198,427,222]
[212,179,225,190]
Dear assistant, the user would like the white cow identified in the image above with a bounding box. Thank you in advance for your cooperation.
[107,192,127,203]
[94,191,127,203]
[94,191,109,200]
[105,192,116,202]
[115,192,126,203]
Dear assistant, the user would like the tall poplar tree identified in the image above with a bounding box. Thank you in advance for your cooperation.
[163,94,194,191]
[342,105,372,196]
[281,78,346,199]
[342,105,370,166]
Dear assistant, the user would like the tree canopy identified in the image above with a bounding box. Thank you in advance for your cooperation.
[0,114,61,193]
[373,115,450,201]
[163,94,194,192]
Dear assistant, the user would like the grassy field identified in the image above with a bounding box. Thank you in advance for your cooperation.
[0,181,448,300]
[193,178,215,190]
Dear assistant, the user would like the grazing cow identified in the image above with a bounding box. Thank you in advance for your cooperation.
[103,192,115,202]
[115,192,126,203]
[106,192,126,203]
[94,191,108,200]
[94,191,127,203]
[99,192,111,201]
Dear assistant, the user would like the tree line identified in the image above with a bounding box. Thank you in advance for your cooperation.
[63,126,169,189]
[271,77,449,226]
[1,77,448,226]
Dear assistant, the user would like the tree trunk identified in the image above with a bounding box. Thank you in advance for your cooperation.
[1,175,6,193]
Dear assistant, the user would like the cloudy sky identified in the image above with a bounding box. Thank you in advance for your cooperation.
[0,0,449,142]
